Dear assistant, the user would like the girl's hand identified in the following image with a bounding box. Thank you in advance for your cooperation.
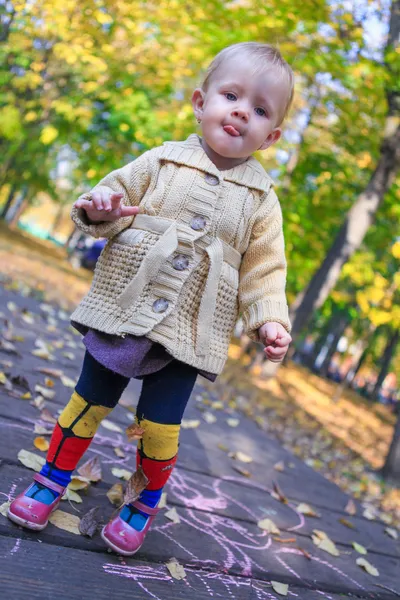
[74,191,139,223]
[258,322,292,363]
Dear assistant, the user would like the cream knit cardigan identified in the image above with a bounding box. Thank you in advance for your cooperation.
[71,134,290,375]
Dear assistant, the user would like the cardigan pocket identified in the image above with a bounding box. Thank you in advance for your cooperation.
[209,262,239,357]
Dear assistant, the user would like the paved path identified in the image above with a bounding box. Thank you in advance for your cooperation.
[0,280,400,599]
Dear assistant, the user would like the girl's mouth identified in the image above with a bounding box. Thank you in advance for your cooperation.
[223,125,241,137]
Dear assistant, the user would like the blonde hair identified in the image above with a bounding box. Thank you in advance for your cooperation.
[201,42,294,125]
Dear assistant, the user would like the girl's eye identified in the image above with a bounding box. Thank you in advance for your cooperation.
[225,93,237,101]
[255,107,266,117]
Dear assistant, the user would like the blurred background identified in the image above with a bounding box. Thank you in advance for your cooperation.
[1,1,400,497]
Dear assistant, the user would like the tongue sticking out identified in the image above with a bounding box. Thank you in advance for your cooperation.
[223,125,240,137]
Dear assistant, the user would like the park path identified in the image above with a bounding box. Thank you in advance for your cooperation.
[0,278,400,599]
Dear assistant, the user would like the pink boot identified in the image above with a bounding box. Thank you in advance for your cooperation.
[7,473,65,531]
[101,500,160,556]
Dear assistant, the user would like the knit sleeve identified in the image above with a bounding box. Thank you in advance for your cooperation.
[70,150,155,239]
[238,190,291,341]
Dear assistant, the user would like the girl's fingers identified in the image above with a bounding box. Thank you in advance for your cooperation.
[91,192,104,211]
[120,206,140,217]
[74,198,91,210]
[110,193,123,210]
[274,334,292,348]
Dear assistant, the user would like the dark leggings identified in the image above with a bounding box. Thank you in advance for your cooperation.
[75,351,198,424]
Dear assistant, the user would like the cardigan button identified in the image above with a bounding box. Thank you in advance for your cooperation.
[190,215,206,231]
[205,173,219,186]
[172,254,189,271]
[152,298,169,313]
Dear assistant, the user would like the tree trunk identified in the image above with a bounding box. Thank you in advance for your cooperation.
[370,329,399,402]
[288,1,400,342]
[380,413,400,483]
[0,183,17,219]
[318,314,349,376]
[6,187,28,227]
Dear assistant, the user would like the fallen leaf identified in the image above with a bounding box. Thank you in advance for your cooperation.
[62,351,75,360]
[217,443,229,452]
[158,492,167,509]
[352,542,367,555]
[49,510,80,535]
[17,449,46,472]
[44,377,54,387]
[211,400,224,410]
[229,451,253,464]
[35,385,55,400]
[232,465,251,477]
[123,467,149,505]
[345,499,358,517]
[272,537,296,543]
[385,527,398,540]
[181,419,201,429]
[165,507,181,524]
[363,507,376,521]
[61,375,76,388]
[203,412,217,424]
[36,367,63,378]
[40,408,57,424]
[339,518,356,529]
[111,468,133,481]
[0,501,11,517]
[257,518,280,534]
[312,530,340,556]
[107,483,124,506]
[271,482,288,504]
[271,581,289,596]
[62,489,82,504]
[274,461,285,472]
[101,419,123,433]
[33,436,50,452]
[79,507,101,537]
[297,547,312,560]
[34,423,53,435]
[125,422,145,441]
[166,557,186,580]
[68,476,90,491]
[227,418,240,427]
[356,557,379,577]
[296,503,320,518]
[20,392,32,400]
[77,456,102,482]
[31,348,52,360]
[31,396,46,410]
[114,447,126,458]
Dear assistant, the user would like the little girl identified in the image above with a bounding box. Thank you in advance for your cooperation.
[8,42,293,556]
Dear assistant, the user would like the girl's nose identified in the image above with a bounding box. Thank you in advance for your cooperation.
[232,108,249,122]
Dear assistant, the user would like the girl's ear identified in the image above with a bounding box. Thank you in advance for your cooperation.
[258,128,282,151]
[192,88,205,121]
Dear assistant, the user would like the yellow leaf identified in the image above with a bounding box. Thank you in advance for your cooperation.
[229,451,253,463]
[274,461,285,472]
[345,499,357,515]
[203,412,217,424]
[165,507,181,524]
[385,527,398,540]
[101,420,123,433]
[106,483,124,506]
[17,449,46,472]
[21,392,32,399]
[296,503,320,518]
[166,557,186,580]
[49,510,80,535]
[181,419,200,429]
[114,447,126,458]
[33,436,50,452]
[0,501,11,517]
[257,518,280,534]
[111,468,132,481]
[356,558,379,577]
[68,476,90,491]
[271,581,289,596]
[40,125,58,145]
[61,375,76,388]
[352,542,367,555]
[61,489,82,503]
[227,418,239,427]
[77,456,102,482]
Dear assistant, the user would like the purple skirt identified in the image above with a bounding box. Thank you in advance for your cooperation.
[71,322,217,382]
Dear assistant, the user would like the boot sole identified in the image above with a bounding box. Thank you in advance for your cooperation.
[7,508,49,531]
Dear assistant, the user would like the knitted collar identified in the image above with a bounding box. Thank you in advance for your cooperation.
[159,134,273,193]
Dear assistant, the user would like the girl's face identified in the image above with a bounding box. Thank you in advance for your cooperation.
[192,57,289,168]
